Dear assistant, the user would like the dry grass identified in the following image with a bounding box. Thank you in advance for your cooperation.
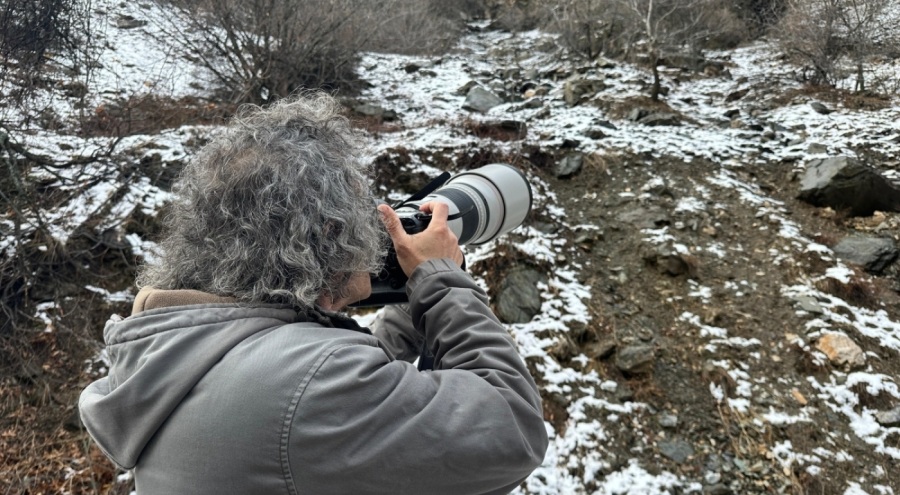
[769,85,893,111]
[462,118,528,141]
[0,302,132,494]
[814,270,881,310]
[80,95,236,138]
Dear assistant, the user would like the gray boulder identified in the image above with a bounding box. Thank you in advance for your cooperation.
[638,113,681,126]
[555,153,583,179]
[615,345,655,373]
[627,108,680,126]
[471,120,527,141]
[353,103,398,121]
[797,156,900,216]
[658,439,695,463]
[616,205,669,229]
[115,15,148,29]
[563,76,606,106]
[875,406,900,426]
[810,101,833,114]
[463,86,504,113]
[495,267,546,324]
[832,236,898,274]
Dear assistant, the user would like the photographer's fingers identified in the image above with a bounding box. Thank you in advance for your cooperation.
[418,201,449,224]
[418,202,464,268]
[377,204,408,243]
[378,203,462,276]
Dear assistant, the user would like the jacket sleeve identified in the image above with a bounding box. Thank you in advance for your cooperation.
[371,304,422,363]
[286,259,548,495]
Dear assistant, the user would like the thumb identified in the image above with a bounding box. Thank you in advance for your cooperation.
[377,205,406,240]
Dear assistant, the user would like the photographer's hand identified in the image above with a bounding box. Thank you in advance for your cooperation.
[378,202,464,278]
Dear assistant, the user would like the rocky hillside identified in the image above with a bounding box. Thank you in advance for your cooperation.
[2,2,900,494]
[350,24,900,494]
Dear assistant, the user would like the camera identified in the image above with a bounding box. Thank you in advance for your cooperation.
[353,164,532,307]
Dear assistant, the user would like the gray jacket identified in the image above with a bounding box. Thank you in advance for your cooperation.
[79,259,548,494]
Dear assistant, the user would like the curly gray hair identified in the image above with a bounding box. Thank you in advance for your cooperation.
[138,92,387,308]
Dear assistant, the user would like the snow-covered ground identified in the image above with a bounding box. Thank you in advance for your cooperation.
[5,1,900,493]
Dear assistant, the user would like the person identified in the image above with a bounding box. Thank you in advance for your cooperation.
[79,92,548,494]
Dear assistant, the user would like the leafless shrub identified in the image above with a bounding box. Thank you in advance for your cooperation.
[487,0,553,31]
[698,1,752,49]
[552,0,731,100]
[81,95,236,137]
[620,0,726,100]
[153,0,470,104]
[775,0,900,91]
[550,0,635,60]
[361,2,464,56]
[815,271,881,310]
[730,0,787,35]
[0,0,93,107]
[429,0,488,20]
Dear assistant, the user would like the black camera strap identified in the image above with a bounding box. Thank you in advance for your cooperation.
[392,172,451,209]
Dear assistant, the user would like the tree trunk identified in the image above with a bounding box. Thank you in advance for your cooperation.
[856,62,865,93]
[651,57,661,101]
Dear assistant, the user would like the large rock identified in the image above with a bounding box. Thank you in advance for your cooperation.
[555,153,583,178]
[563,76,606,106]
[463,86,504,113]
[353,103,398,121]
[616,205,669,229]
[615,345,655,374]
[832,236,899,274]
[638,113,681,127]
[627,108,680,126]
[470,120,527,141]
[875,406,900,426]
[495,267,546,324]
[115,15,148,29]
[797,156,900,216]
[816,333,865,370]
[658,439,695,464]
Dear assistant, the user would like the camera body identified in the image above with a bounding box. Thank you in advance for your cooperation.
[352,164,532,307]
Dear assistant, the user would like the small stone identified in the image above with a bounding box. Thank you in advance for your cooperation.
[615,383,634,402]
[463,86,504,113]
[353,103,398,121]
[807,143,828,154]
[704,483,732,495]
[791,295,824,315]
[810,101,832,114]
[725,88,749,102]
[615,345,655,374]
[638,112,680,127]
[115,15,148,29]
[584,128,607,140]
[875,406,900,426]
[658,439,694,463]
[658,414,678,429]
[586,339,616,359]
[555,153,583,179]
[816,333,866,370]
[594,119,618,130]
[520,98,544,109]
[704,472,722,485]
